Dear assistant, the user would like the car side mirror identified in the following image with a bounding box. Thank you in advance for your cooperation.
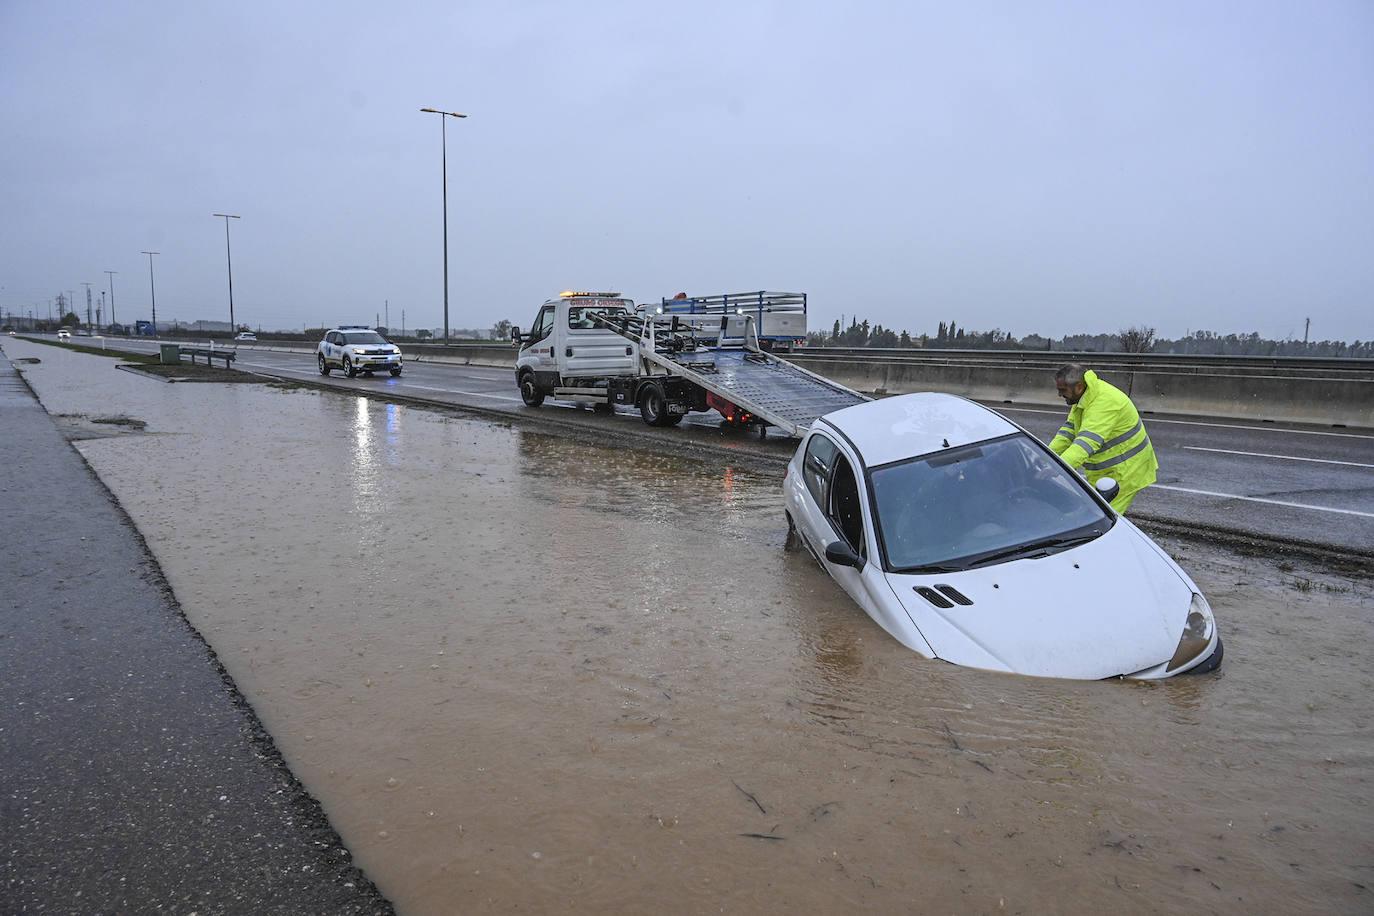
[1095,477,1121,504]
[824,541,864,569]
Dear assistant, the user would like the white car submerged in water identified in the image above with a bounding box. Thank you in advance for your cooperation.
[784,393,1223,680]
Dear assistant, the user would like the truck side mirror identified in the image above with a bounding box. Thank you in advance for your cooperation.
[510,327,522,343]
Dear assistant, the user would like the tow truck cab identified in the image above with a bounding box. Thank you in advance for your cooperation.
[513,291,640,395]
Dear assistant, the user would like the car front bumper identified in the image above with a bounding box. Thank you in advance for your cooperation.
[353,355,401,369]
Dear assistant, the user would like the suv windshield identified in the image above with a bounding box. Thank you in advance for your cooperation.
[870,433,1111,572]
[342,332,387,345]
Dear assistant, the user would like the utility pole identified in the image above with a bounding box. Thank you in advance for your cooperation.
[385,299,389,331]
[81,282,93,331]
[402,309,405,338]
[104,270,117,329]
[1304,317,1310,346]
[66,291,75,324]
[419,106,468,345]
[141,251,160,335]
[98,291,105,327]
[212,214,240,332]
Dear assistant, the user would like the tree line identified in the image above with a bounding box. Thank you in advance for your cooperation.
[808,318,1373,358]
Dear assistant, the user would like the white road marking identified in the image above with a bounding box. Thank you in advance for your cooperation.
[1153,485,1374,518]
[995,405,1374,440]
[401,384,522,403]
[1183,446,1374,469]
[239,363,316,375]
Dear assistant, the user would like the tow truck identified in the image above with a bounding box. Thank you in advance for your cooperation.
[511,291,868,437]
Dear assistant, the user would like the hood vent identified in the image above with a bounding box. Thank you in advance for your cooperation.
[914,586,953,609]
[913,585,974,609]
[936,585,973,606]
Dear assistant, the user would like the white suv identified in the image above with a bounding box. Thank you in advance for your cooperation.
[318,326,403,378]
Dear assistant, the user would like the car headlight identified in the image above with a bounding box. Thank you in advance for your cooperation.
[1166,592,1216,672]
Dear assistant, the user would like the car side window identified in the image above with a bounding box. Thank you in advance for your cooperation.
[327,332,340,345]
[803,433,838,506]
[829,454,866,557]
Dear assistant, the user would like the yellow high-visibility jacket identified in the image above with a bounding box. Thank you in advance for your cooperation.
[1050,370,1158,503]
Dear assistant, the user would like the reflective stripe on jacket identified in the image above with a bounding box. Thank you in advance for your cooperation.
[1049,370,1158,493]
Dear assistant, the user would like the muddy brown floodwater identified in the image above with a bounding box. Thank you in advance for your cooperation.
[10,340,1374,914]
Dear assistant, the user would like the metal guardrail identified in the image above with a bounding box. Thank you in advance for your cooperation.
[795,347,1374,376]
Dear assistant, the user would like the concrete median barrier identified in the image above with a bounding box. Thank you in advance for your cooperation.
[399,344,514,368]
[788,355,1373,428]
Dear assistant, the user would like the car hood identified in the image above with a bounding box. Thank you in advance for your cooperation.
[885,523,1191,679]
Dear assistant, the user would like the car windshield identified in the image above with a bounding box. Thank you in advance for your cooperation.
[342,332,386,345]
[870,433,1111,572]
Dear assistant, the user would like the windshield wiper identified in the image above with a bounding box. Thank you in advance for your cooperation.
[962,532,1103,569]
[899,563,971,574]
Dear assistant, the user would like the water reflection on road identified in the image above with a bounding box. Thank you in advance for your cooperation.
[13,348,1371,915]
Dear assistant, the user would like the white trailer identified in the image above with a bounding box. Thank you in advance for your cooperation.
[512,291,868,437]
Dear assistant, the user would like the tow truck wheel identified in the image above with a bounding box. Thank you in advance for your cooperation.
[318,355,330,376]
[639,385,684,427]
[343,356,357,378]
[640,384,669,426]
[519,372,544,407]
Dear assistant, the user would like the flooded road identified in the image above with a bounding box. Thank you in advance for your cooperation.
[9,339,1373,914]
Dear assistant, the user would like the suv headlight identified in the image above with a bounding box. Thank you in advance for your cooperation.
[1166,593,1216,672]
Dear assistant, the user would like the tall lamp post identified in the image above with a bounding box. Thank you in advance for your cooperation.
[141,251,159,335]
[212,213,240,332]
[419,107,467,345]
[104,269,117,330]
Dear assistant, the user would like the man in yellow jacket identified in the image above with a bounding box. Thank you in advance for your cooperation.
[1049,364,1158,514]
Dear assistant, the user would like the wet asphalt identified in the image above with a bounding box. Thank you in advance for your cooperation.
[0,356,393,915]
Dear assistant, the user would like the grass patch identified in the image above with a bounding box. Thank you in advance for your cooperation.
[133,362,259,382]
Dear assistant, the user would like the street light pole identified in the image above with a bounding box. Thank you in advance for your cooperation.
[213,214,240,332]
[141,251,159,335]
[419,107,467,345]
[81,282,93,331]
[104,270,117,329]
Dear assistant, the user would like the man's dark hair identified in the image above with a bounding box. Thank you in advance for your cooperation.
[1055,363,1086,385]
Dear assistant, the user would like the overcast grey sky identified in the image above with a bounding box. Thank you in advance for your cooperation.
[2,1,1370,340]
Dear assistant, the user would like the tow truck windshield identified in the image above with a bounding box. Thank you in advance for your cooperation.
[871,433,1111,572]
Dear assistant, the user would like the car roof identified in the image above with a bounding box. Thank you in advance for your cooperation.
[816,392,1019,468]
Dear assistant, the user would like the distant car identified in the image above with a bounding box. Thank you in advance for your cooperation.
[234,332,257,342]
[317,326,402,378]
[783,392,1222,681]
[57,328,72,340]
[6,330,15,336]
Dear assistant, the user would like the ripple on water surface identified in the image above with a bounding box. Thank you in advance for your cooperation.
[12,344,1370,915]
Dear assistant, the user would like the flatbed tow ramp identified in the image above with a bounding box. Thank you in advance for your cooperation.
[591,302,870,437]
